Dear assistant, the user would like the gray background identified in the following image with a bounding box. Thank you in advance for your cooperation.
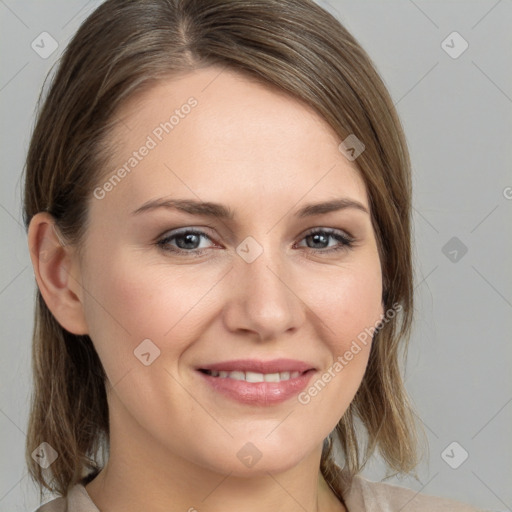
[1,1,511,510]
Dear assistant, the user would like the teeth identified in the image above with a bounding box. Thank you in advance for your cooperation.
[245,371,265,383]
[205,370,303,382]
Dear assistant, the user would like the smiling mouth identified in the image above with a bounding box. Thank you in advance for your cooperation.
[199,369,311,382]
[197,361,316,405]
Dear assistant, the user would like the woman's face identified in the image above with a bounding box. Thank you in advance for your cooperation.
[76,66,384,476]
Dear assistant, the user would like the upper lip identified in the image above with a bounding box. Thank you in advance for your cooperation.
[198,358,316,374]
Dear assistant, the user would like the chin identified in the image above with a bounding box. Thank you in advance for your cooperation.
[193,434,319,477]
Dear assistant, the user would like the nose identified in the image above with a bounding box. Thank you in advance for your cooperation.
[222,244,306,341]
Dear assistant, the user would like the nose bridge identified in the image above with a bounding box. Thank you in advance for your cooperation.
[226,235,304,338]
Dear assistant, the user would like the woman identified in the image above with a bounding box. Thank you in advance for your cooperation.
[24,0,480,510]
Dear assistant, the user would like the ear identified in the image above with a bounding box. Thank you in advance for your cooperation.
[27,212,89,335]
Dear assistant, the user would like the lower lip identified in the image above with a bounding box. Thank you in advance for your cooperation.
[197,370,316,406]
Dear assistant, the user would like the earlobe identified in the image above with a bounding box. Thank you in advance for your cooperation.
[27,212,89,335]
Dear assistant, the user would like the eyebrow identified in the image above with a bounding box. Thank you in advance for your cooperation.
[131,197,369,218]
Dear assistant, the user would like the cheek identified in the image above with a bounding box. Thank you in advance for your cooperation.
[81,254,225,380]
[307,258,383,351]
[294,265,383,426]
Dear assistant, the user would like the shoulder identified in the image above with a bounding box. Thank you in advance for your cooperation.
[32,484,99,512]
[33,498,65,512]
[32,497,66,512]
[343,474,482,512]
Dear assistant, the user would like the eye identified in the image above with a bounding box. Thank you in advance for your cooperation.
[156,229,217,255]
[295,228,355,254]
[156,227,355,257]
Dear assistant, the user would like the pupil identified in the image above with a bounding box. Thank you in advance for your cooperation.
[309,233,327,248]
[177,233,199,249]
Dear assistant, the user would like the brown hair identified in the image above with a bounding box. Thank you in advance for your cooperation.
[23,0,425,504]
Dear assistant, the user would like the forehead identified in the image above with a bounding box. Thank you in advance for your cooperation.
[95,67,369,218]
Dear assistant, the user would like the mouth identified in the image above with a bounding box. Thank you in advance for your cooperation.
[198,368,311,382]
[195,359,317,405]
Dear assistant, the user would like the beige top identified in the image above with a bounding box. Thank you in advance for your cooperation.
[33,474,484,511]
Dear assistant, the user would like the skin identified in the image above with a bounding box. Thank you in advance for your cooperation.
[29,66,384,512]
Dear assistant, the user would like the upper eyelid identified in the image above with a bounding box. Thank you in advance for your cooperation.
[159,228,216,242]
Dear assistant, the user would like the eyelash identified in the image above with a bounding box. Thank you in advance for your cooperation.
[155,227,355,257]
